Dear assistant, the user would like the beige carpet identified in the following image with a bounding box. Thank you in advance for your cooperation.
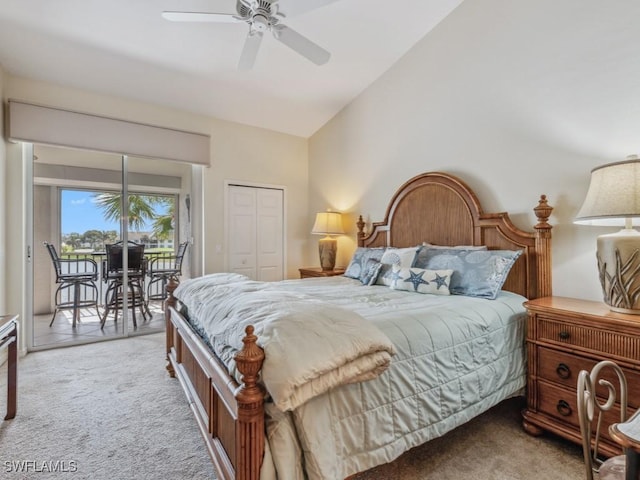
[0,333,216,480]
[0,333,586,480]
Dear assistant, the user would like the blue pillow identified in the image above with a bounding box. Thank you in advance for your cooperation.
[412,247,522,299]
[344,247,385,280]
[360,259,383,285]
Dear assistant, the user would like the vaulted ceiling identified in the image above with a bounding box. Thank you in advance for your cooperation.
[0,0,463,137]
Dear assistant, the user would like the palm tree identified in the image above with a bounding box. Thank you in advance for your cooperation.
[93,193,160,232]
[64,232,82,250]
[151,198,175,241]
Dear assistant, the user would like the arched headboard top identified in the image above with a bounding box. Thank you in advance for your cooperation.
[357,172,553,299]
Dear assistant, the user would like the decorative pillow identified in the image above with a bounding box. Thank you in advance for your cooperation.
[359,259,383,286]
[376,246,420,286]
[412,248,523,299]
[344,247,385,279]
[389,265,453,295]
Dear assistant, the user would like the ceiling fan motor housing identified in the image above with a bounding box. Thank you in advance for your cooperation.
[237,0,275,17]
[238,0,278,33]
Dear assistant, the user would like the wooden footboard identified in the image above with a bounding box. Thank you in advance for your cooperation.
[165,281,265,480]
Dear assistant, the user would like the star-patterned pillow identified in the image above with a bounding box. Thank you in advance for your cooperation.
[388,264,453,295]
[375,246,420,286]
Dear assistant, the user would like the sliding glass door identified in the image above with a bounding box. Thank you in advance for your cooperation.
[30,145,193,350]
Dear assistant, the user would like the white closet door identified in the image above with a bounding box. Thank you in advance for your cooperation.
[228,185,284,281]
[256,188,283,281]
[228,186,257,278]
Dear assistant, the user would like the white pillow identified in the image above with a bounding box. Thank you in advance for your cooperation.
[376,246,420,286]
[389,264,453,295]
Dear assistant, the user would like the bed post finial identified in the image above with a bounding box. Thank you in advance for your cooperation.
[235,326,265,388]
[534,195,552,230]
[235,325,266,479]
[357,215,366,244]
[533,195,553,298]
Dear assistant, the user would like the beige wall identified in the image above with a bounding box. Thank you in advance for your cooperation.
[206,119,308,277]
[309,0,640,302]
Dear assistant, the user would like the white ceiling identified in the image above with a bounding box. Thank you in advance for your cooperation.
[0,0,463,137]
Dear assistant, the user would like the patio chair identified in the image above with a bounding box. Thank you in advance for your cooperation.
[101,241,150,329]
[44,242,99,328]
[146,241,188,301]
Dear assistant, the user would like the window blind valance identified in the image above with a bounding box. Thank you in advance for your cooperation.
[6,100,210,166]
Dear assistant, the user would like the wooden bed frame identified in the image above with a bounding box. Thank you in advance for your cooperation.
[164,171,553,480]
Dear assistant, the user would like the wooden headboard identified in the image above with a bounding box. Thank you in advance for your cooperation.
[356,172,553,300]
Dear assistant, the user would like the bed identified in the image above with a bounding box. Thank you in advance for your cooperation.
[164,171,553,480]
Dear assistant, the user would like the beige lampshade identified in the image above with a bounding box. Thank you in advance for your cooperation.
[575,158,640,314]
[311,211,345,235]
[575,158,640,226]
[311,211,344,271]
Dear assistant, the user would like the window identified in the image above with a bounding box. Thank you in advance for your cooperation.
[60,188,177,254]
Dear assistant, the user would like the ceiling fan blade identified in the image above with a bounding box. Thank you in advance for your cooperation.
[161,11,240,23]
[238,31,264,70]
[273,25,330,65]
[277,0,341,17]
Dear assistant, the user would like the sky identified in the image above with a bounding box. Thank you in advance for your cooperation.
[61,189,168,235]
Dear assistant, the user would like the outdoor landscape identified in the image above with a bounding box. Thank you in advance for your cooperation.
[60,189,176,253]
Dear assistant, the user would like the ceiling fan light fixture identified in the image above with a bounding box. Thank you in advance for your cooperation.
[251,14,270,32]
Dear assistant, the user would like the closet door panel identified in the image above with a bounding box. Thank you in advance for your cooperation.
[228,186,257,278]
[256,188,283,282]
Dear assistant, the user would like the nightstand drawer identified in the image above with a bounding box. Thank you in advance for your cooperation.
[538,346,640,406]
[537,315,640,361]
[538,347,592,388]
[538,381,628,445]
[537,381,580,429]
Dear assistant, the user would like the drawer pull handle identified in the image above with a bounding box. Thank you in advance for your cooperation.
[556,363,571,379]
[556,400,572,417]
[558,331,570,340]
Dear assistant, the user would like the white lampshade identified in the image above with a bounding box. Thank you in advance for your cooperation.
[575,158,640,227]
[311,211,345,235]
[575,157,640,314]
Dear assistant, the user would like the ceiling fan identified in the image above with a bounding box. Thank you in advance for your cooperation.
[162,0,339,70]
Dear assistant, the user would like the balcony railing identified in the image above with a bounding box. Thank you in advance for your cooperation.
[58,250,176,305]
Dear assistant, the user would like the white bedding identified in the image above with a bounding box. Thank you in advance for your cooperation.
[174,273,395,411]
[174,274,528,480]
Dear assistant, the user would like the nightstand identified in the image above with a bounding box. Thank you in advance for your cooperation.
[299,267,345,279]
[522,296,640,456]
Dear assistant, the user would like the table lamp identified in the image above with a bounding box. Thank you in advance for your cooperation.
[311,211,344,271]
[575,157,640,314]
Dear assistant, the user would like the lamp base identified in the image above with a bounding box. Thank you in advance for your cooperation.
[318,237,337,271]
[597,228,640,314]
